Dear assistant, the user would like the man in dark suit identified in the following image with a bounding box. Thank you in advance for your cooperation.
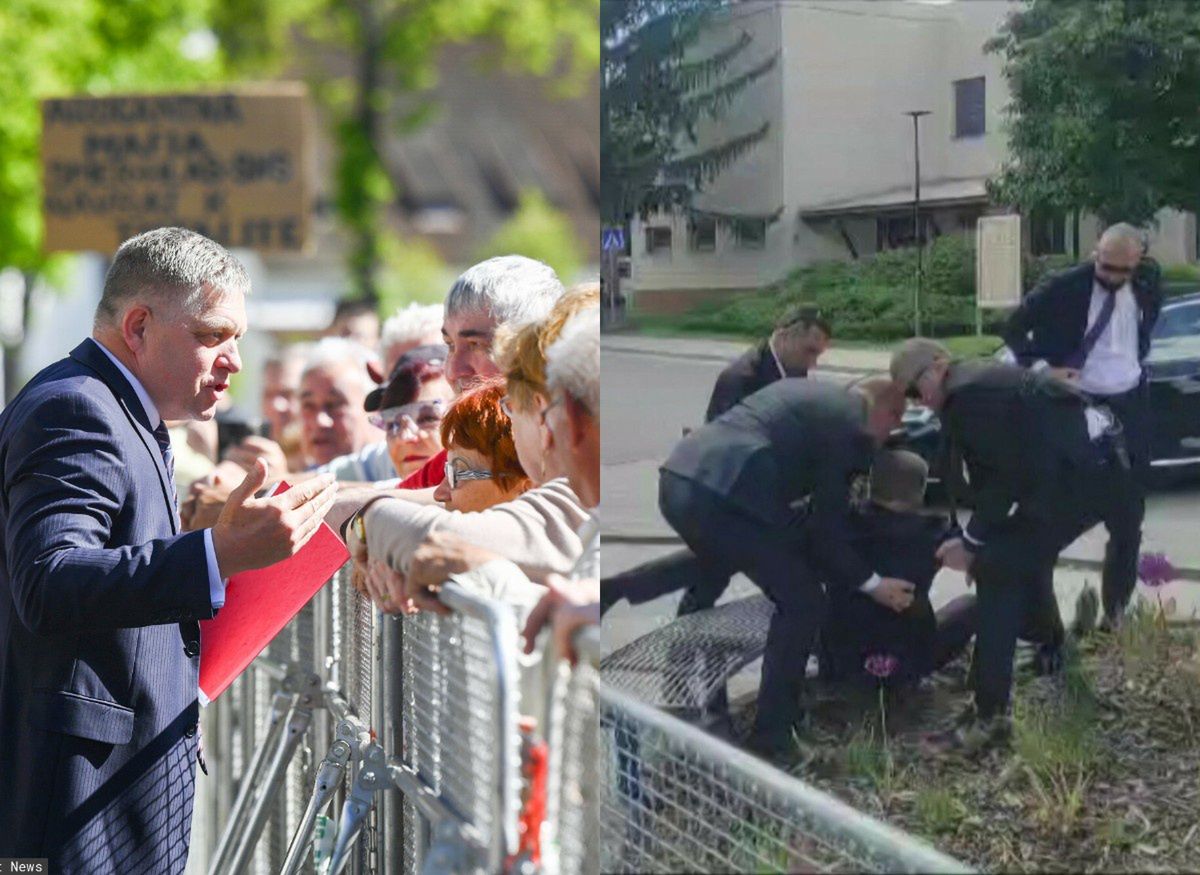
[892,339,1133,749]
[602,306,830,615]
[705,305,831,421]
[656,376,912,755]
[0,228,339,873]
[1002,223,1162,628]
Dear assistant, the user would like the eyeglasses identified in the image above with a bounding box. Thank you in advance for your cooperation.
[499,395,515,418]
[444,457,494,490]
[369,399,446,436]
[539,397,562,425]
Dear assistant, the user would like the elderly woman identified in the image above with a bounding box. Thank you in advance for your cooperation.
[343,285,599,614]
[523,303,601,660]
[432,380,530,512]
[364,349,454,479]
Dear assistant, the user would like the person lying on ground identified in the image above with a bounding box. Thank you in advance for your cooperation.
[818,449,976,688]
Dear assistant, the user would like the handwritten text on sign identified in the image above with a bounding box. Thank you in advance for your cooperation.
[41,89,314,253]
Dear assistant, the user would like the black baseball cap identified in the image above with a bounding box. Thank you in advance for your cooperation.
[364,343,448,412]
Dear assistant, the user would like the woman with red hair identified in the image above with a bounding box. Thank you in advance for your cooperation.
[432,380,531,512]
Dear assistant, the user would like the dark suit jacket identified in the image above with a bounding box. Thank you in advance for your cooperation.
[705,340,794,422]
[824,508,954,681]
[1002,261,1163,369]
[940,360,1095,548]
[663,378,876,591]
[0,339,215,873]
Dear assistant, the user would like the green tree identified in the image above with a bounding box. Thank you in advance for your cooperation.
[246,0,599,303]
[601,0,777,226]
[475,189,583,283]
[986,0,1200,227]
[0,0,254,397]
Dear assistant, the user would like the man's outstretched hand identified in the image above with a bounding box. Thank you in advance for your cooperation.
[211,460,338,578]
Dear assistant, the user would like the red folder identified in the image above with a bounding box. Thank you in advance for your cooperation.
[198,482,350,704]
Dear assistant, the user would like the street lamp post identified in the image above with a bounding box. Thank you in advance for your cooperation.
[905,110,931,336]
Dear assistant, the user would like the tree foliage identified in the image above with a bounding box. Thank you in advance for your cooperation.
[0,0,240,274]
[266,0,598,302]
[0,0,598,304]
[986,0,1200,227]
[601,0,777,226]
[475,189,584,283]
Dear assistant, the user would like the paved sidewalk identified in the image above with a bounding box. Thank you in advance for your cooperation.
[602,333,892,375]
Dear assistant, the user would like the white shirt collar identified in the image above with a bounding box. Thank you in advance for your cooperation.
[767,336,788,379]
[89,338,162,430]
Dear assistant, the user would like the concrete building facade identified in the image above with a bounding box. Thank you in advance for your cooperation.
[627,0,1198,315]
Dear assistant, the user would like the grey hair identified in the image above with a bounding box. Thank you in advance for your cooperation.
[444,255,565,328]
[1098,222,1147,255]
[545,306,600,418]
[301,337,378,395]
[96,227,250,328]
[381,302,443,348]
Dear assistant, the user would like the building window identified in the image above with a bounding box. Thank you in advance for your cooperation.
[645,225,672,255]
[1030,210,1067,256]
[877,215,917,250]
[689,216,717,252]
[733,218,766,249]
[954,77,986,139]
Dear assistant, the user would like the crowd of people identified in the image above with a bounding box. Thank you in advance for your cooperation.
[0,226,599,871]
[606,222,1160,761]
[167,250,602,663]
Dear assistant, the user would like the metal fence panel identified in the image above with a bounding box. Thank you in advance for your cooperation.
[600,686,970,874]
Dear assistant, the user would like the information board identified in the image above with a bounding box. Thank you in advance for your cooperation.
[41,85,314,254]
[976,214,1022,308]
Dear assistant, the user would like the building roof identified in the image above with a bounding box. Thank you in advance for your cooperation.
[799,176,988,219]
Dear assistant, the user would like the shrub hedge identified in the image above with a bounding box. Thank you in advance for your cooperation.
[677,235,1085,341]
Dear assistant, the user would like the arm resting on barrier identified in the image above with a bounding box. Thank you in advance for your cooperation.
[363,479,590,583]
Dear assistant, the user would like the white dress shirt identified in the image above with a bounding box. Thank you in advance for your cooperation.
[92,339,226,608]
[1077,280,1141,396]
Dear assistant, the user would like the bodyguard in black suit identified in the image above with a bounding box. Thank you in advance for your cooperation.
[657,376,912,755]
[705,306,831,421]
[1002,224,1162,626]
[893,340,1133,741]
[0,228,338,873]
[603,307,830,614]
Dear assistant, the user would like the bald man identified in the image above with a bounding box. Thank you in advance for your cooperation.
[1001,222,1162,629]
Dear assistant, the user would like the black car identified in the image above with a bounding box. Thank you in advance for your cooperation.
[897,292,1200,496]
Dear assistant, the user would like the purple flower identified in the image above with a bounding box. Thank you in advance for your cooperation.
[1138,552,1178,589]
[864,653,899,679]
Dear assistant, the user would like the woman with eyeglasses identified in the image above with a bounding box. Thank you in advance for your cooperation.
[432,381,531,512]
[364,356,455,479]
[335,286,599,615]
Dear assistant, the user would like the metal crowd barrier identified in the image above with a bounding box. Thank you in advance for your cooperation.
[599,686,971,874]
[194,561,599,875]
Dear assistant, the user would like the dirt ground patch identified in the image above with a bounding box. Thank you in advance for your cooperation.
[740,602,1200,872]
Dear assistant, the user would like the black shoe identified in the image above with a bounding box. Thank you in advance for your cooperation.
[675,587,714,618]
[746,730,795,763]
[1097,611,1124,635]
[599,581,620,616]
[1033,643,1064,677]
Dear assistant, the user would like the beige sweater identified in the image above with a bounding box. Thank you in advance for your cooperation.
[364,477,589,583]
